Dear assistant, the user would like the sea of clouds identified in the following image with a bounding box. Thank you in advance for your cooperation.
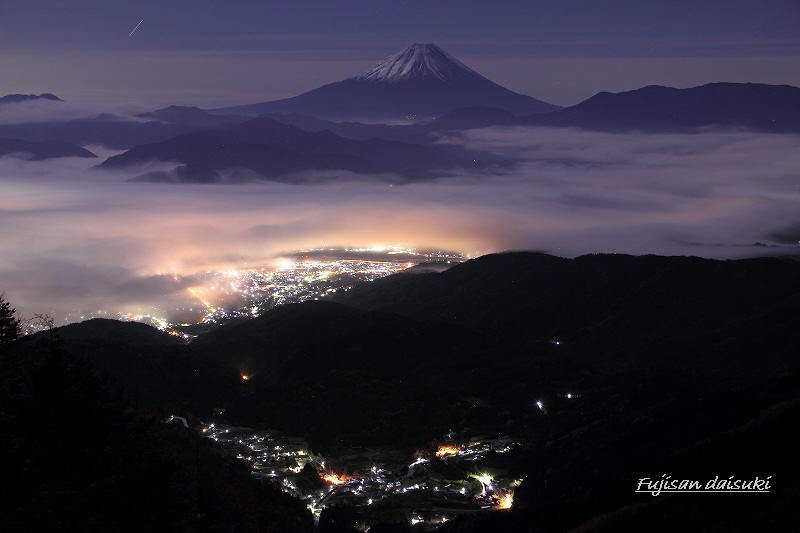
[1,126,799,320]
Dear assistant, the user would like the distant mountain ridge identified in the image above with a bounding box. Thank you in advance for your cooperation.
[215,43,559,121]
[523,82,800,132]
[96,81,800,183]
[0,117,208,150]
[0,98,248,150]
[99,116,486,183]
[237,81,800,144]
[255,108,516,143]
[354,82,800,134]
[138,105,246,128]
[0,137,95,160]
[0,93,62,105]
[3,82,798,155]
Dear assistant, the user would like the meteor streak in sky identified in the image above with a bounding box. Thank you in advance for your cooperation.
[128,19,143,37]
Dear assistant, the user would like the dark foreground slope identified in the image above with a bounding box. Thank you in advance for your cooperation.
[2,252,798,531]
[25,318,242,412]
[331,252,800,531]
[333,252,800,371]
[0,331,312,532]
[190,301,570,449]
[436,363,800,532]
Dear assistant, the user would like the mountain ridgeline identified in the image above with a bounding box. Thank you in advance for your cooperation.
[1,38,800,173]
[332,252,800,371]
[3,45,800,178]
[405,82,800,134]
[92,79,800,184]
[0,92,62,105]
[99,116,488,183]
[524,82,800,133]
[3,252,799,530]
[0,138,96,160]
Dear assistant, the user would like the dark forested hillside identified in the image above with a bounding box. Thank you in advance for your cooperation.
[191,301,568,449]
[2,252,798,531]
[0,331,312,532]
[333,252,800,372]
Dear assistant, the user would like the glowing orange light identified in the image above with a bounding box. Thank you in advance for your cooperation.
[435,445,461,457]
[322,472,349,485]
[240,374,250,381]
[493,491,513,510]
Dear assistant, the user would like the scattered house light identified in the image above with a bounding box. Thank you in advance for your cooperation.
[493,491,514,509]
[435,444,461,457]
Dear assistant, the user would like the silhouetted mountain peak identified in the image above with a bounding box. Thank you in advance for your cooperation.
[214,44,559,120]
[356,43,481,83]
[0,92,62,105]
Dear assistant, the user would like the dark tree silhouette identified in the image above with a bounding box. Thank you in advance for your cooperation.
[319,505,361,533]
[0,293,21,348]
[0,328,314,532]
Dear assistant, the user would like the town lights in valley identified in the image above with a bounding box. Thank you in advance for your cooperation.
[55,247,463,335]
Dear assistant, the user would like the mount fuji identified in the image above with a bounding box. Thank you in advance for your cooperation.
[215,43,559,121]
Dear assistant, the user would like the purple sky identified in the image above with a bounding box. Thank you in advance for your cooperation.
[1,1,799,106]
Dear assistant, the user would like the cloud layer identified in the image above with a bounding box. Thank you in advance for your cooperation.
[0,98,149,125]
[1,127,799,321]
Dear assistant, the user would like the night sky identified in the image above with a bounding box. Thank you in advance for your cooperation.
[1,0,799,105]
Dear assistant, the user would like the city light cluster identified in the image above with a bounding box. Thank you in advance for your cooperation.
[45,246,463,336]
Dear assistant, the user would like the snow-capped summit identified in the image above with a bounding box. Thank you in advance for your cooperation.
[357,43,481,83]
[216,43,560,121]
